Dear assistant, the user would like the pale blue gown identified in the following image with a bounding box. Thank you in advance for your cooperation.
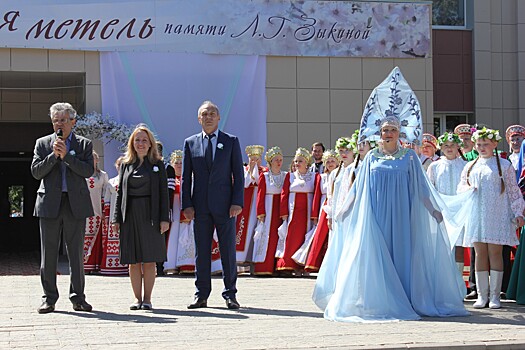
[313,148,469,322]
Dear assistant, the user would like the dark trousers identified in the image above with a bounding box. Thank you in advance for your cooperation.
[193,213,237,300]
[39,193,86,304]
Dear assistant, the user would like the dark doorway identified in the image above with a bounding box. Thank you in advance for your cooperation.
[0,157,40,252]
[0,122,52,253]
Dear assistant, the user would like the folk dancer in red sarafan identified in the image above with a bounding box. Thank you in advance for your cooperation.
[277,147,316,276]
[296,149,340,273]
[252,146,285,275]
[100,157,128,275]
[83,151,109,273]
[235,145,265,268]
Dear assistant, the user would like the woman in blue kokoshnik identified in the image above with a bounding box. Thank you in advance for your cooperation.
[313,67,470,322]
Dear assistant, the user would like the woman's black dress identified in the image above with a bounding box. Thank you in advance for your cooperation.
[120,163,167,264]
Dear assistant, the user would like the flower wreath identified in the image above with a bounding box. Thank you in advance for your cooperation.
[437,132,463,148]
[471,127,502,142]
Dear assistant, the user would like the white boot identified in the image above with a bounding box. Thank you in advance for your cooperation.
[489,270,504,309]
[473,271,489,308]
[456,262,465,276]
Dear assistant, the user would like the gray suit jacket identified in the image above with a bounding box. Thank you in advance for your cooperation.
[31,132,94,219]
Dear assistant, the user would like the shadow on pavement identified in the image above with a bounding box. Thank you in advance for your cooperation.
[153,308,249,319]
[238,306,323,318]
[53,309,178,324]
[423,303,525,326]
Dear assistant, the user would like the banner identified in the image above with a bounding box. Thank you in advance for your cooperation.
[100,52,267,177]
[0,0,431,58]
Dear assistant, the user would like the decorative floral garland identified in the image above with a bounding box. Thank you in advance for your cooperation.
[437,132,463,148]
[74,112,133,148]
[472,127,502,142]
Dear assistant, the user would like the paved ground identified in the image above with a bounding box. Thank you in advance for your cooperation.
[1,254,525,350]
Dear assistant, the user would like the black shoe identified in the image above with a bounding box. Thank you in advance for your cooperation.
[465,290,478,300]
[187,298,207,309]
[225,298,240,310]
[72,301,93,312]
[37,302,55,314]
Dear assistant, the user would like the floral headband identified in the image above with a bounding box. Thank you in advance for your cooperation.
[335,136,357,153]
[437,132,463,148]
[471,127,502,142]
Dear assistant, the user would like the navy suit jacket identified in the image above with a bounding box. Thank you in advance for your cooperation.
[181,130,244,220]
[31,132,94,219]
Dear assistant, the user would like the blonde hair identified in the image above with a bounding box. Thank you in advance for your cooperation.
[121,125,161,165]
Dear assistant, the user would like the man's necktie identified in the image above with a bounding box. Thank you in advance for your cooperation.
[205,134,215,170]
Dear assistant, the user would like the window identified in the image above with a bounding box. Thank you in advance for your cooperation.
[432,0,465,27]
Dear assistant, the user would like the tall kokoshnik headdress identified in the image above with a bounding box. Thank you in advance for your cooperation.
[358,67,423,146]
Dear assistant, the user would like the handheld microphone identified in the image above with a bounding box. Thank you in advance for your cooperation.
[56,129,63,139]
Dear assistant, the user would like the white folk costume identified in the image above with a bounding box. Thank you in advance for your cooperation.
[458,157,524,247]
[164,175,182,273]
[175,217,195,273]
[277,162,316,271]
[427,156,467,246]
[252,169,286,274]
[509,152,519,170]
[100,175,128,275]
[83,170,108,272]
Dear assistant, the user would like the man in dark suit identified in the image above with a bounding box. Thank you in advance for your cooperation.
[31,102,94,314]
[182,100,244,309]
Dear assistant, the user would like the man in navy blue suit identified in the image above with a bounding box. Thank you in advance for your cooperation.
[181,101,244,309]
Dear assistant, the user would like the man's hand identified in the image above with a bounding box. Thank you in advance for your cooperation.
[183,207,195,221]
[230,205,242,218]
[112,223,120,232]
[160,221,170,234]
[312,218,318,225]
[53,139,67,159]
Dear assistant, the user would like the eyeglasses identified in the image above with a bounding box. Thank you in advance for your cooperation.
[51,118,71,125]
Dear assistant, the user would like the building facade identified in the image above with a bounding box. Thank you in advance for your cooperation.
[1,0,524,251]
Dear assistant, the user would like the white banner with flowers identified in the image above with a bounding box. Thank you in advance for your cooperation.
[0,0,430,58]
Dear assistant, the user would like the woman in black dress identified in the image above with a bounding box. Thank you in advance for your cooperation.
[112,125,170,310]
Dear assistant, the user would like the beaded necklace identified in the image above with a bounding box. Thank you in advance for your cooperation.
[269,170,285,189]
